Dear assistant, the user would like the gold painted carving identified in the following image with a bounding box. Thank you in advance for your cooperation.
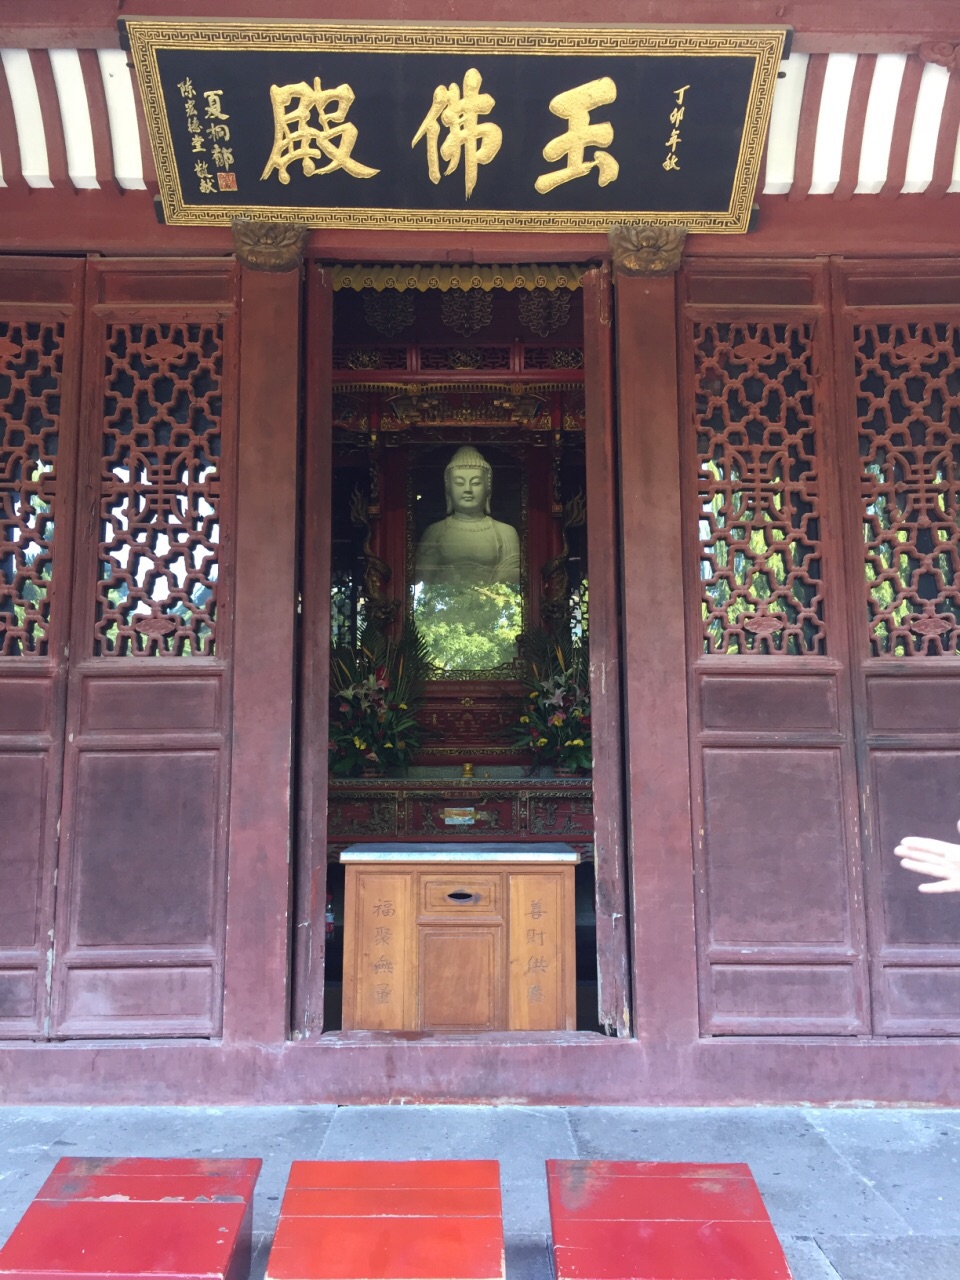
[608,222,688,276]
[231,218,309,271]
[335,264,584,293]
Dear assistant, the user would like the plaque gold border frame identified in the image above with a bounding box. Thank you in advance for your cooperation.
[123,20,788,234]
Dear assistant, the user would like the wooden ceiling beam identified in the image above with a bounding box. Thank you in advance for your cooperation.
[5,0,960,52]
[0,186,958,259]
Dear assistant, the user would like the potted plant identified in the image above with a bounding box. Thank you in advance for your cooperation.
[513,629,592,774]
[329,622,430,776]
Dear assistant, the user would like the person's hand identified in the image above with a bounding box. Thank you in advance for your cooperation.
[895,821,960,893]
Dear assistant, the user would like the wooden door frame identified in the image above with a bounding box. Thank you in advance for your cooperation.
[292,261,633,1040]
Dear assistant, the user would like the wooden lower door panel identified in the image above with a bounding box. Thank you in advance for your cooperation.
[0,749,53,1035]
[867,748,960,1033]
[419,926,502,1031]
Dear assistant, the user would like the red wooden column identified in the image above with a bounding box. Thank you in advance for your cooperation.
[582,265,631,1035]
[613,250,699,1050]
[223,252,303,1045]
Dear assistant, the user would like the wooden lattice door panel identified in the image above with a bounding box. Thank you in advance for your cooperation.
[680,262,869,1036]
[834,264,960,1035]
[0,260,84,1037]
[49,261,239,1038]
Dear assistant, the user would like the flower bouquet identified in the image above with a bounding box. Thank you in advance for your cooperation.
[329,622,429,776]
[514,629,592,773]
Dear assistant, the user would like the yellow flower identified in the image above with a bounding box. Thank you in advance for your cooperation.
[399,703,407,710]
[536,737,548,747]
[384,741,393,749]
[529,691,539,699]
[519,715,530,724]
[353,736,366,750]
[570,737,584,747]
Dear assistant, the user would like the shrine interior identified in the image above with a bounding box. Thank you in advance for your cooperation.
[316,278,603,1032]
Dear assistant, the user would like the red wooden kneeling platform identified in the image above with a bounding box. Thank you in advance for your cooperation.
[547,1161,792,1280]
[0,1157,260,1280]
[266,1161,504,1280]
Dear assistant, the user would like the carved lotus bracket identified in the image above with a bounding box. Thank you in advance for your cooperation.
[608,223,688,277]
[232,218,310,272]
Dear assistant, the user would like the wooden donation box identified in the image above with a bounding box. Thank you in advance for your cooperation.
[341,843,578,1033]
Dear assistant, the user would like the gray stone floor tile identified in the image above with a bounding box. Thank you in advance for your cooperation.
[815,1234,960,1280]
[564,1107,912,1238]
[0,1109,72,1155]
[779,1236,843,1279]
[250,1232,272,1280]
[51,1105,337,1156]
[809,1109,960,1234]
[504,1234,552,1280]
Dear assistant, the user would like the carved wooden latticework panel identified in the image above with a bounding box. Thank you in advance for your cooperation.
[0,320,63,656]
[855,322,960,656]
[96,322,223,656]
[693,321,825,654]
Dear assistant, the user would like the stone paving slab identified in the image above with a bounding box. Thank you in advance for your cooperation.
[809,1109,960,1235]
[815,1235,960,1280]
[0,1106,957,1280]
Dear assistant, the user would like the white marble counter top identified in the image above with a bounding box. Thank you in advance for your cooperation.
[340,841,580,863]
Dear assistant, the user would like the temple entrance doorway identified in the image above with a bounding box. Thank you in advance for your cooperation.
[293,264,630,1040]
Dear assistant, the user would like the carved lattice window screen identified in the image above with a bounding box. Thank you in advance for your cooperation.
[0,320,63,657]
[95,322,223,657]
[693,321,825,655]
[855,322,960,656]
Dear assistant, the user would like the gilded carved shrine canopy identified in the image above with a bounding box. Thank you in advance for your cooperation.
[120,21,787,234]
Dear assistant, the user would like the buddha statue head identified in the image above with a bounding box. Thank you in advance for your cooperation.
[444,445,492,517]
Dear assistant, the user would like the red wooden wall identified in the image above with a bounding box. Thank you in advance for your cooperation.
[2,249,960,1104]
[679,258,960,1038]
[0,257,238,1038]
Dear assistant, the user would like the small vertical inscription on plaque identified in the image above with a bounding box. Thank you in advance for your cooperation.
[353,871,411,1030]
[509,873,563,1030]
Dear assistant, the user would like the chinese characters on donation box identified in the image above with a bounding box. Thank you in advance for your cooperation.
[122,22,787,232]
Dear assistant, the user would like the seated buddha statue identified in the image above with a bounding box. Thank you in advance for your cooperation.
[414,446,521,586]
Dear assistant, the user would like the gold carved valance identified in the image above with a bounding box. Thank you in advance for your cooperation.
[333,265,585,293]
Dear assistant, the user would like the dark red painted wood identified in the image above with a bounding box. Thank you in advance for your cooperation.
[27,50,69,188]
[267,1161,503,1280]
[221,262,302,1044]
[614,272,700,1049]
[879,56,925,199]
[0,55,26,191]
[0,1157,259,1280]
[832,53,876,202]
[12,0,960,52]
[830,259,960,1035]
[547,1160,792,1280]
[3,183,960,260]
[582,265,630,1035]
[787,54,827,203]
[678,260,869,1036]
[77,49,117,189]
[51,259,238,1038]
[927,71,960,200]
[0,258,85,1037]
[294,265,335,1037]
